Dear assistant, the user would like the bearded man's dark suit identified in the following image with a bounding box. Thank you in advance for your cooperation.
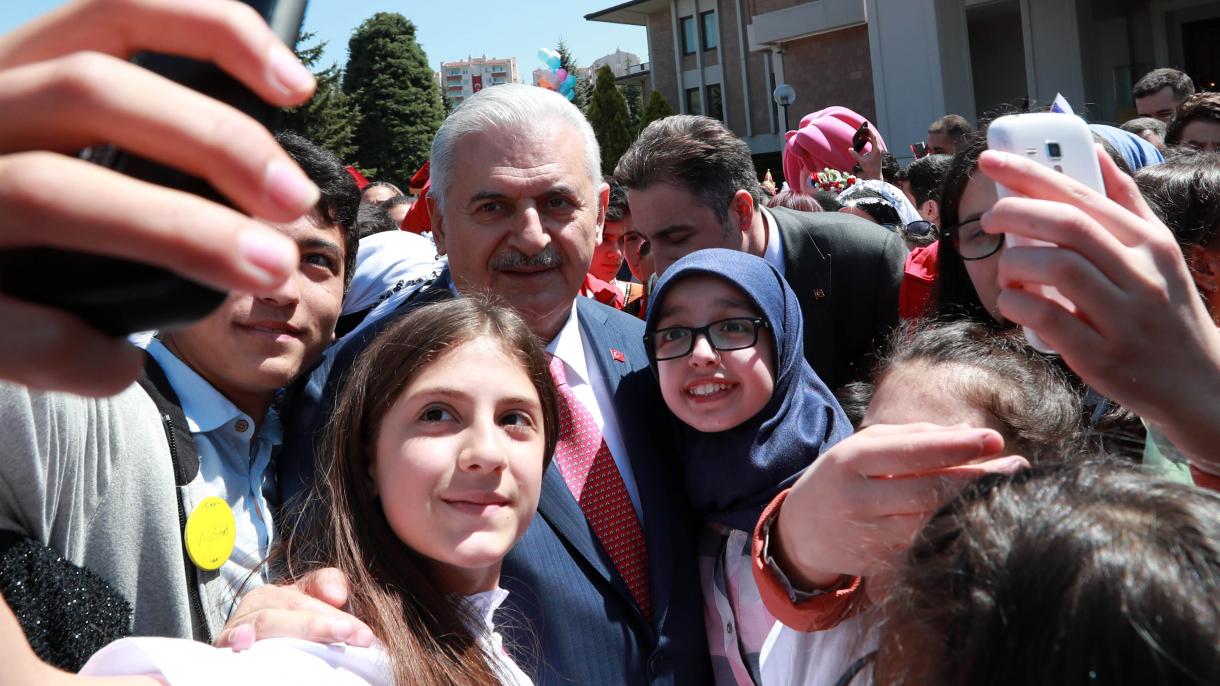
[769,206,907,389]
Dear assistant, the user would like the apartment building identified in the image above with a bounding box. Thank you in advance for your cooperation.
[438,55,520,108]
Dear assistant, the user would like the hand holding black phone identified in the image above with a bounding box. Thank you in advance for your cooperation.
[0,0,309,337]
[852,122,870,153]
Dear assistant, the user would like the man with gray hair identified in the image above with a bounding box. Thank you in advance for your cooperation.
[253,84,712,685]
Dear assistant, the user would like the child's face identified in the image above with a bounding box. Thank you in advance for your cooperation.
[372,338,546,595]
[654,275,776,432]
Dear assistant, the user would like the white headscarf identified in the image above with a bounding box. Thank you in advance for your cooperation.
[837,179,922,227]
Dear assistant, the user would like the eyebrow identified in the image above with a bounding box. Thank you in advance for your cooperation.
[652,224,696,241]
[299,236,343,259]
[467,184,582,205]
[657,297,757,323]
[414,387,540,409]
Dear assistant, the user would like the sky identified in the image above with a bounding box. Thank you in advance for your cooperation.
[1,1,650,76]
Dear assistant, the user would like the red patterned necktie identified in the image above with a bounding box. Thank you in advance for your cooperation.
[548,355,653,621]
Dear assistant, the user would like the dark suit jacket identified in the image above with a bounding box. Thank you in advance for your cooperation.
[770,206,907,389]
[278,274,710,686]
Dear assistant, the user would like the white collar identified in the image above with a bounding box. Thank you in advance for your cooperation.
[145,338,249,433]
[545,303,588,387]
[760,207,786,276]
[463,587,511,633]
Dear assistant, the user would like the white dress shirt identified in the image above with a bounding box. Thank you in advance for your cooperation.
[546,304,644,522]
[760,207,787,278]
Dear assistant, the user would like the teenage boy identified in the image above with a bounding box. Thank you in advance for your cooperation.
[0,132,358,654]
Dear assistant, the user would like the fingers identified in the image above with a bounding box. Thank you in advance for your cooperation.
[294,567,352,610]
[0,152,298,293]
[996,244,1128,336]
[995,287,1106,364]
[215,609,375,651]
[982,197,1132,283]
[842,426,1006,477]
[1096,146,1160,224]
[0,0,314,107]
[978,149,1150,247]
[0,295,142,397]
[0,55,320,222]
[215,577,372,650]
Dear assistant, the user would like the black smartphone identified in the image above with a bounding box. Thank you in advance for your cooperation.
[852,122,870,153]
[0,0,308,337]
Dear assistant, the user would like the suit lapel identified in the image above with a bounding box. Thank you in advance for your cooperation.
[775,208,837,386]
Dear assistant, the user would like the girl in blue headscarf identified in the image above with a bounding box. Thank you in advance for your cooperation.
[644,248,852,686]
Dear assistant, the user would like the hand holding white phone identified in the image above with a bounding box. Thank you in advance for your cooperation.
[986,113,1105,353]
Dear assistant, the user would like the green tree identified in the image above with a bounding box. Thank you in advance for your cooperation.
[344,13,443,186]
[556,39,590,112]
[280,32,360,160]
[639,90,676,131]
[620,83,644,132]
[586,66,633,175]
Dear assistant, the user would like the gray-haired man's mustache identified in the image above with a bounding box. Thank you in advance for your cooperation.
[488,247,566,271]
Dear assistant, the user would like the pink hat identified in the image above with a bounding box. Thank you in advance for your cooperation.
[783,106,886,190]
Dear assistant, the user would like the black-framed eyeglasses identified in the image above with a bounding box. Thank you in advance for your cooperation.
[645,317,769,361]
[941,216,1003,261]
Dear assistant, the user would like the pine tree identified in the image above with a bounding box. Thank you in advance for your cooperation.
[639,90,676,132]
[586,66,633,175]
[344,13,444,187]
[280,32,360,160]
[556,39,590,112]
[620,84,644,132]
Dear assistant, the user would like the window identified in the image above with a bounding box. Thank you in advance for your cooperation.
[681,16,697,55]
[686,87,702,115]
[701,11,718,51]
[706,83,723,121]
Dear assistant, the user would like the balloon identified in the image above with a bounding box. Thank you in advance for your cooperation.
[547,55,561,70]
[539,77,554,90]
[562,74,577,89]
[555,68,568,82]
[537,49,555,64]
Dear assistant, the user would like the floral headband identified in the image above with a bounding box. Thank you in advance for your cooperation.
[809,168,858,194]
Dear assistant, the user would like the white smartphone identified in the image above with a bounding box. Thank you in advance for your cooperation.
[986,113,1105,354]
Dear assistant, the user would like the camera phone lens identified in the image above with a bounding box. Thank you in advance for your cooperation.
[1047,142,1062,158]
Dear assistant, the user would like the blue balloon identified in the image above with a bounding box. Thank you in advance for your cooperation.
[562,74,577,89]
[547,55,561,70]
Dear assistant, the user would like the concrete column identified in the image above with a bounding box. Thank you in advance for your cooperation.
[865,0,975,160]
[1019,0,1087,109]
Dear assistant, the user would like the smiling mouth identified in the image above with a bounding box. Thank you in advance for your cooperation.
[237,322,302,339]
[685,381,737,399]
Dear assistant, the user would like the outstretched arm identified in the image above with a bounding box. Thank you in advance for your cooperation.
[0,0,318,396]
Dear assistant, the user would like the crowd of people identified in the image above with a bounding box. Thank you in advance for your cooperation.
[0,2,1218,685]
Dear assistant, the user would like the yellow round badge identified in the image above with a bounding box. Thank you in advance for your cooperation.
[184,496,236,571]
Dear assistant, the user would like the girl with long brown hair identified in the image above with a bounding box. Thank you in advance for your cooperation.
[9,296,559,685]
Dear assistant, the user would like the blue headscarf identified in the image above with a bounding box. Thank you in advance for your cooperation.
[644,249,852,531]
[1090,124,1164,171]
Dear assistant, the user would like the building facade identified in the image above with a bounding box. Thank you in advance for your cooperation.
[589,0,1220,180]
[438,55,520,108]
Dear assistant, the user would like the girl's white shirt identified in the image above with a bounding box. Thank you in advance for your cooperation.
[759,609,878,686]
[80,588,532,686]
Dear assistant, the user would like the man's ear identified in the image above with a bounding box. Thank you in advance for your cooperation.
[595,181,610,242]
[427,194,447,255]
[920,199,940,224]
[731,189,755,233]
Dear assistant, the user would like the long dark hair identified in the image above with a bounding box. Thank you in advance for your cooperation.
[281,296,559,685]
[876,460,1220,686]
[932,134,994,323]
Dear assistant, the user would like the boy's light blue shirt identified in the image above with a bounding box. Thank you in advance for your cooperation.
[146,338,282,618]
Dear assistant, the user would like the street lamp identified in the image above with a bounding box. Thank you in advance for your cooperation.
[773,83,796,132]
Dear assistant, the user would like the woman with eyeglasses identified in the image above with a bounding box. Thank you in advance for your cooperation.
[642,248,854,685]
[934,133,1148,460]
